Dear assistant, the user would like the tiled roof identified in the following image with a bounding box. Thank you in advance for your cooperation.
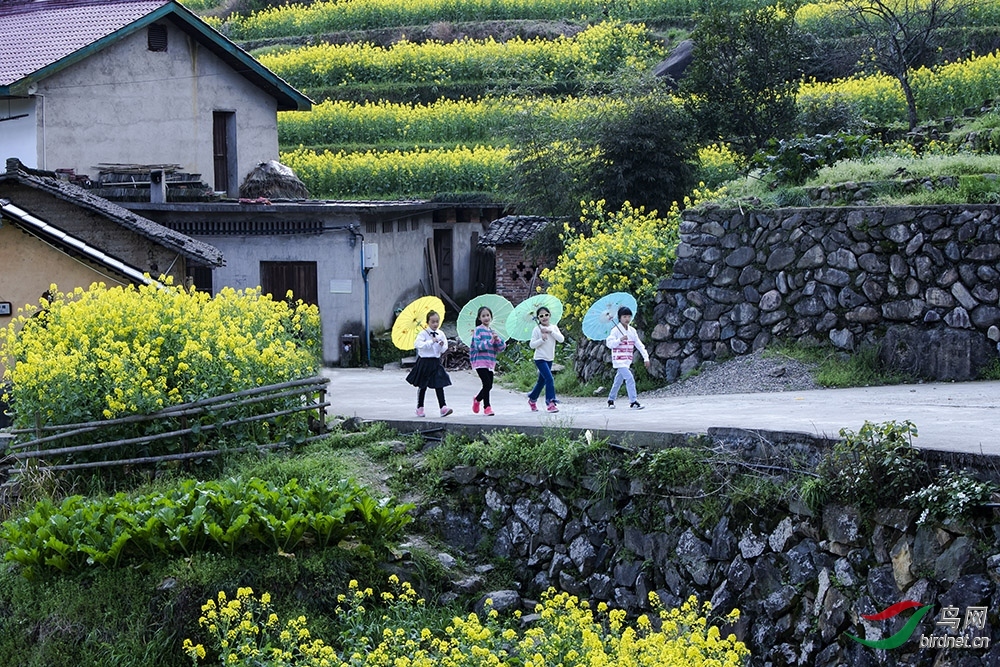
[1,158,224,267]
[0,0,310,110]
[0,197,160,286]
[0,0,170,86]
[478,215,550,247]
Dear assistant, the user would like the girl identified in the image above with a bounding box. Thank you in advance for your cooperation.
[605,305,650,410]
[527,306,564,412]
[405,310,452,417]
[469,306,506,416]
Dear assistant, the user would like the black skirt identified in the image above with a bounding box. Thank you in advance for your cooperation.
[406,356,452,389]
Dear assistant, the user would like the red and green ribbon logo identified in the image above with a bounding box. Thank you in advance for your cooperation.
[846,601,933,650]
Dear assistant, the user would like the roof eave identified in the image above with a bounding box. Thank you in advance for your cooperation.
[163,3,312,111]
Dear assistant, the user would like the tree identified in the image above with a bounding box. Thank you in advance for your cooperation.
[504,82,700,259]
[836,0,969,129]
[586,89,699,217]
[680,3,811,158]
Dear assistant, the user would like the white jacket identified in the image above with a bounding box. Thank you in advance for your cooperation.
[414,327,448,358]
[605,323,649,369]
[529,323,564,361]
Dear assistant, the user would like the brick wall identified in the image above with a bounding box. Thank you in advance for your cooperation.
[494,244,544,304]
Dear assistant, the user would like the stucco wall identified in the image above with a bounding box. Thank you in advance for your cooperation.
[0,181,188,283]
[0,222,124,376]
[29,21,278,189]
[0,98,36,167]
[203,230,360,365]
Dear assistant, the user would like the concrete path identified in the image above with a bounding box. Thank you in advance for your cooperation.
[322,367,1000,456]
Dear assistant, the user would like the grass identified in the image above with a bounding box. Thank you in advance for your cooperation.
[763,341,914,388]
[708,150,1000,208]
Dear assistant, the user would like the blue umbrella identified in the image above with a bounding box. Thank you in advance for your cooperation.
[582,292,638,340]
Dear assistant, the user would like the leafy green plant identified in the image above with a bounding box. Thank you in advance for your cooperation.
[0,477,412,575]
[750,133,879,186]
[814,420,930,512]
[905,467,996,525]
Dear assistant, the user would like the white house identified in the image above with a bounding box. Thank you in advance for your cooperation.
[0,0,310,197]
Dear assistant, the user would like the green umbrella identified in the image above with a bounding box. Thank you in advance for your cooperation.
[504,294,564,341]
[457,294,514,346]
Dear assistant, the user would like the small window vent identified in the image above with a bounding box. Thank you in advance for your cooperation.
[148,24,168,52]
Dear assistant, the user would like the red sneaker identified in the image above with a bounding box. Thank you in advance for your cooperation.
[546,402,559,413]
[484,406,494,416]
[528,399,538,412]
[472,398,480,414]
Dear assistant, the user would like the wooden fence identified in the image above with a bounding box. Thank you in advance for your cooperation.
[0,376,329,481]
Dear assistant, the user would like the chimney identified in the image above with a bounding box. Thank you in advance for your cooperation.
[150,169,166,203]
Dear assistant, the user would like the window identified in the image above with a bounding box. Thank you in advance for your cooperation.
[213,111,237,196]
[365,221,377,234]
[397,219,407,232]
[382,220,393,233]
[260,261,318,305]
[148,24,168,52]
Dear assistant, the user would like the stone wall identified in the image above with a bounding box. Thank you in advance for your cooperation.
[648,205,1000,382]
[418,463,1000,667]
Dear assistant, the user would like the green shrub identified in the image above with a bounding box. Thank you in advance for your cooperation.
[810,420,929,512]
[750,133,880,186]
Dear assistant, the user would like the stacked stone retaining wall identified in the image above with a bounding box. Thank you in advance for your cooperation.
[643,205,1000,382]
[418,464,1000,667]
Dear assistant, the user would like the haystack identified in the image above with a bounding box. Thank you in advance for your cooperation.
[239,160,310,200]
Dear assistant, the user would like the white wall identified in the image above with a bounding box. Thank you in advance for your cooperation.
[29,21,278,187]
[0,98,37,167]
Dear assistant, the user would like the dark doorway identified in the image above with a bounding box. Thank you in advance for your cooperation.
[433,229,453,298]
[260,261,318,305]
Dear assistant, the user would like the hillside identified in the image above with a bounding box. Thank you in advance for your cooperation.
[186,0,1000,205]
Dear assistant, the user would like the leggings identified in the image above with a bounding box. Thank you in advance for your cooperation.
[529,359,556,404]
[475,368,494,407]
[417,386,446,409]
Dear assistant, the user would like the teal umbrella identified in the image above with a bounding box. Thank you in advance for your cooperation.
[457,294,513,346]
[504,294,563,341]
[582,292,638,340]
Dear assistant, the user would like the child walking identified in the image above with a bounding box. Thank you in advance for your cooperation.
[605,306,650,410]
[405,310,453,417]
[528,306,564,413]
[470,306,506,416]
